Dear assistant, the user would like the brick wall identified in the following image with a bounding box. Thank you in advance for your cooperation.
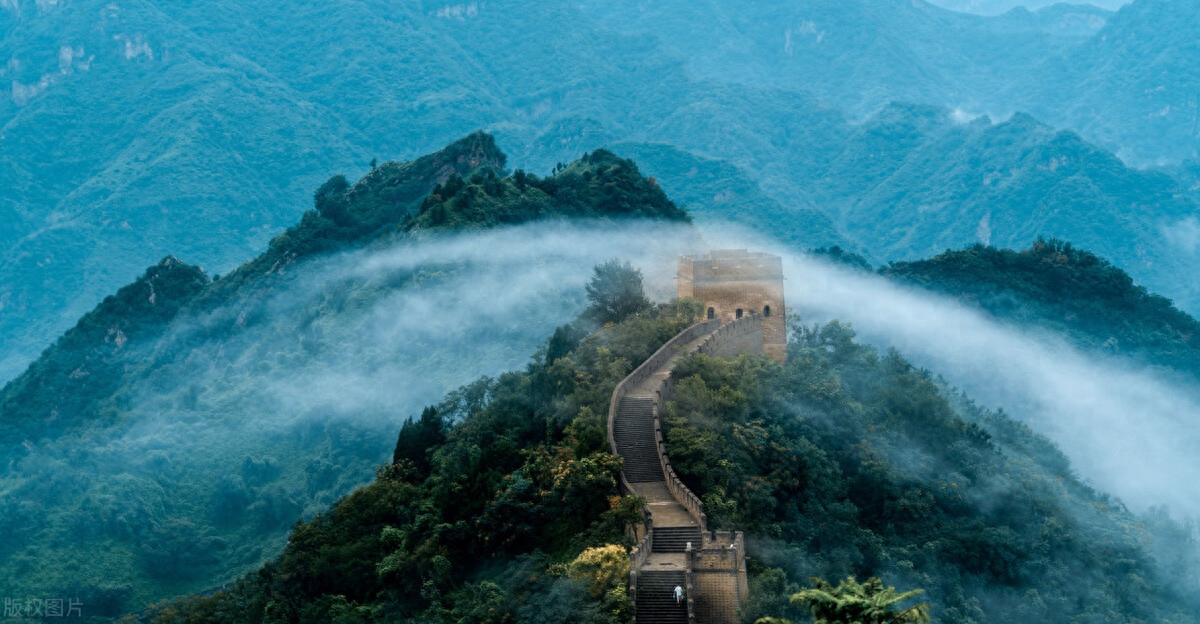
[679,250,786,363]
[689,537,747,624]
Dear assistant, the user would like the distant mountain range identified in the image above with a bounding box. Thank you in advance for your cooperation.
[3,0,1199,385]
[928,0,1129,15]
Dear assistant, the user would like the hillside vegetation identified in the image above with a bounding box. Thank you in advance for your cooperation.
[0,134,689,611]
[799,104,1200,309]
[882,239,1200,378]
[665,325,1199,623]
[140,305,1200,624]
[138,296,709,624]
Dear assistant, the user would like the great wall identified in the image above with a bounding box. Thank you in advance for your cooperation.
[608,250,785,624]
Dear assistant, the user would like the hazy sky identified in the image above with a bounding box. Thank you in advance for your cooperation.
[926,0,1130,15]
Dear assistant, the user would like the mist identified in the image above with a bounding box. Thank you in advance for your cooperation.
[699,223,1200,519]
[0,220,702,602]
[6,217,1199,605]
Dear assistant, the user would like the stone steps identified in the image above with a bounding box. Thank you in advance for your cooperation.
[653,525,703,553]
[613,396,664,483]
[636,570,688,624]
[614,321,753,623]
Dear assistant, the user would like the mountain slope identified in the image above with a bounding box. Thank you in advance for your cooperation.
[804,103,1200,309]
[1017,0,1200,163]
[572,0,1096,118]
[138,297,1200,623]
[926,0,1126,15]
[5,0,1200,384]
[1,0,843,381]
[0,134,690,610]
[0,0,372,382]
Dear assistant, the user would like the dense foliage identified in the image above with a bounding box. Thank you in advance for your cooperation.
[136,301,706,623]
[755,576,930,624]
[582,259,654,326]
[0,256,209,443]
[0,138,690,610]
[662,322,1200,624]
[134,305,1200,623]
[412,150,686,231]
[882,238,1200,378]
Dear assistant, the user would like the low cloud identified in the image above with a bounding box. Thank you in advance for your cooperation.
[1163,216,1200,255]
[702,223,1200,518]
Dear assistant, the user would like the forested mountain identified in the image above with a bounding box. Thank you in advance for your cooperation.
[1017,0,1200,163]
[574,0,1102,115]
[5,0,1200,384]
[6,0,1200,621]
[136,283,1200,624]
[578,0,1196,163]
[801,104,1200,309]
[882,239,1200,378]
[0,134,691,611]
[4,127,1198,620]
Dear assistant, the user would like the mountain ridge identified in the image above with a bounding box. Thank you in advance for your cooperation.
[0,134,693,609]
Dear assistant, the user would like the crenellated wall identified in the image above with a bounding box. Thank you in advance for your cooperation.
[693,314,765,359]
[614,314,763,624]
[688,532,748,623]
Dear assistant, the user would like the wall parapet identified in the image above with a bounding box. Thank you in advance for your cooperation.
[611,314,762,623]
[653,411,708,532]
[652,314,764,527]
[628,511,654,620]
[607,318,721,494]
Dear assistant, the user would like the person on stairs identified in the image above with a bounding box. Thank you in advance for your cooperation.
[674,585,684,606]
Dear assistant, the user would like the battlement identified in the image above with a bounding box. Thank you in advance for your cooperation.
[678,250,783,282]
[678,249,786,363]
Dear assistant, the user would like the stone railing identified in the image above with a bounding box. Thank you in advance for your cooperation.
[609,315,765,523]
[613,314,763,623]
[694,313,765,359]
[652,399,709,533]
[651,314,764,529]
[628,511,654,610]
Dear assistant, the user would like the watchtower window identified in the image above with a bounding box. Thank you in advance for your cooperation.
[707,307,715,320]
[736,308,743,319]
[764,305,771,317]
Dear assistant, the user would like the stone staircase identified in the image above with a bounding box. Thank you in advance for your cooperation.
[609,317,758,624]
[636,570,688,624]
[613,397,664,483]
[652,526,703,553]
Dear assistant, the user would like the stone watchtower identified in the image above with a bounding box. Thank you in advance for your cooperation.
[678,250,786,363]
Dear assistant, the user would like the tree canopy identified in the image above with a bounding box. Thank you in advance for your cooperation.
[583,259,653,326]
[756,576,930,624]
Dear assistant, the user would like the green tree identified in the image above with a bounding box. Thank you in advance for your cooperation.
[392,406,445,478]
[313,174,351,225]
[584,259,652,325]
[755,576,930,624]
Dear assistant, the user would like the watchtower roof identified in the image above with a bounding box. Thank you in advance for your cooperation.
[679,250,783,281]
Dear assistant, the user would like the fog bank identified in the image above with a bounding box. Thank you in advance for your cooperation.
[703,224,1200,517]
